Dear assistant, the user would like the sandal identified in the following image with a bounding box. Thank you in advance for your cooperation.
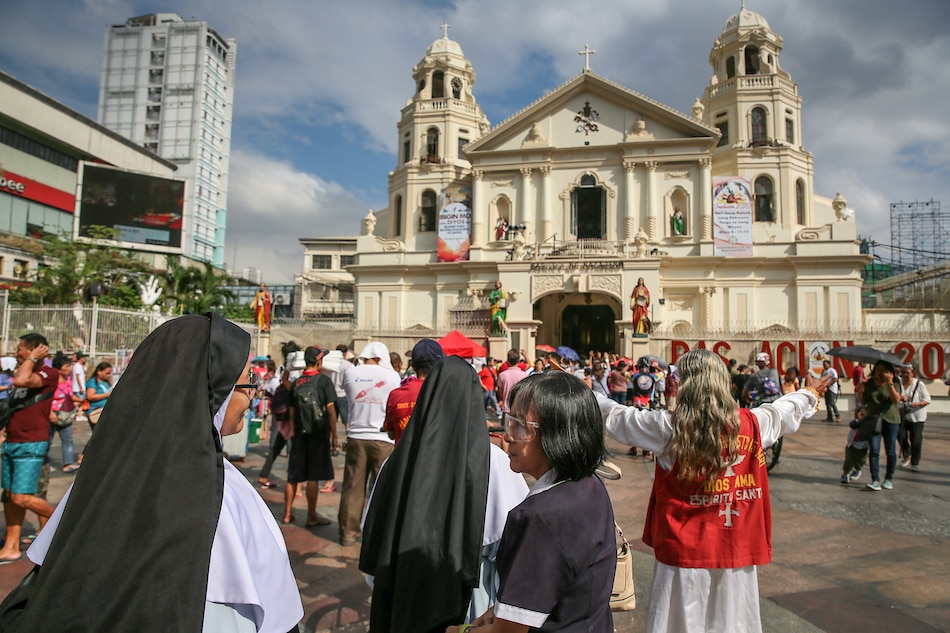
[319,483,337,493]
[20,534,37,545]
[281,514,295,525]
[259,481,274,490]
[306,516,332,527]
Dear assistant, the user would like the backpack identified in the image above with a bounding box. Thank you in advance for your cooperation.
[750,371,782,406]
[292,374,328,435]
[270,383,291,422]
[0,389,55,432]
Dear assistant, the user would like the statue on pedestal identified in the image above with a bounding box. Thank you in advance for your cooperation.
[254,283,272,332]
[630,277,651,336]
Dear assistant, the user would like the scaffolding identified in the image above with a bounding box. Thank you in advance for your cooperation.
[889,199,948,273]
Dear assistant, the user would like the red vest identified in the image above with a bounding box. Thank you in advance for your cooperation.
[643,409,771,568]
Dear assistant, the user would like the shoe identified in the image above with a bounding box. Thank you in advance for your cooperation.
[849,469,862,481]
[900,457,911,468]
[867,481,882,491]
[835,417,841,424]
[62,464,79,473]
[840,474,849,484]
[627,447,638,456]
[911,465,920,471]
[882,480,893,490]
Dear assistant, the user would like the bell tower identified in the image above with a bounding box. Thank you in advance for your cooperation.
[701,6,815,229]
[387,24,489,250]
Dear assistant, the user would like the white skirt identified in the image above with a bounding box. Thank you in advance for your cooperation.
[647,561,761,633]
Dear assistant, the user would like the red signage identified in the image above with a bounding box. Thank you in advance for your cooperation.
[671,339,948,381]
[0,170,75,213]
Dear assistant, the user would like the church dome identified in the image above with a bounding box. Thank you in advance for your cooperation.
[721,8,771,34]
[425,36,464,57]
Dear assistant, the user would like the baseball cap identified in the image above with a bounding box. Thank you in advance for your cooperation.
[410,338,443,363]
[304,345,328,365]
[755,352,770,364]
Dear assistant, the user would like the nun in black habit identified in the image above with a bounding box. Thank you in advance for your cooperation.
[360,355,517,633]
[0,314,303,632]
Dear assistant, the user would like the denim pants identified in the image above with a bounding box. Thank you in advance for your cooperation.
[824,390,840,421]
[49,422,75,467]
[868,422,900,483]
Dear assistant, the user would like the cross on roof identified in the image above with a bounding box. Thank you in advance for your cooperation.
[578,44,596,71]
[441,21,451,38]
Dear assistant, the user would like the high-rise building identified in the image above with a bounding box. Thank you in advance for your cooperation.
[98,13,236,266]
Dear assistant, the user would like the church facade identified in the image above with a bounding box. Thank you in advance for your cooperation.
[336,8,869,360]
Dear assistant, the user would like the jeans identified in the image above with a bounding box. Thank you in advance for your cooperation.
[610,390,627,404]
[48,423,75,467]
[868,422,899,483]
[824,391,840,421]
[483,389,501,417]
[259,430,289,480]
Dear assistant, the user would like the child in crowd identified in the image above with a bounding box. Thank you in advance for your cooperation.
[841,405,870,484]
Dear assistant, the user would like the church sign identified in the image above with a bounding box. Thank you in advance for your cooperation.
[713,177,753,257]
[437,186,472,262]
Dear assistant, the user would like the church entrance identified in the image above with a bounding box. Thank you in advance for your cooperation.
[560,305,615,353]
[571,175,606,239]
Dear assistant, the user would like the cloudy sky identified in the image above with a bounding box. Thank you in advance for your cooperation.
[1,0,948,281]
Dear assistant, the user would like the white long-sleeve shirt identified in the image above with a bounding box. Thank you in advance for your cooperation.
[596,390,820,471]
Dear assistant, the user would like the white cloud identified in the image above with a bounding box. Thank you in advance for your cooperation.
[224,148,367,283]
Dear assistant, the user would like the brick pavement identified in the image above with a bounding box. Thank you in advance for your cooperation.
[1,408,948,632]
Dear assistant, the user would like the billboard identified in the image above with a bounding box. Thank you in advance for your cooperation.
[436,186,472,262]
[78,163,185,251]
[712,177,753,257]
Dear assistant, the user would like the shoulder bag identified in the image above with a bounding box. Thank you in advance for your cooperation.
[611,521,637,611]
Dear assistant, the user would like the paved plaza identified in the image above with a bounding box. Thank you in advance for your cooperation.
[1,405,948,632]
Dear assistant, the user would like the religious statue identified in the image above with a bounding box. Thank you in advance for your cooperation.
[670,207,685,236]
[253,283,273,332]
[489,280,508,336]
[634,227,649,258]
[630,278,651,336]
[495,214,509,241]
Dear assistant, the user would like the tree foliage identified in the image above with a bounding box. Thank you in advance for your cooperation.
[9,227,153,307]
[160,256,237,315]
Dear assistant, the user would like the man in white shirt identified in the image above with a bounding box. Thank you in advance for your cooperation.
[820,360,840,423]
[338,342,400,546]
[899,365,930,471]
[71,352,87,398]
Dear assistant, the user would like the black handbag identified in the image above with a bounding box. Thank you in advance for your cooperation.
[855,414,882,442]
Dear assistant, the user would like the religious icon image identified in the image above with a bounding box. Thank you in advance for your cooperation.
[631,277,651,336]
[495,214,509,241]
[489,280,508,335]
[671,207,686,236]
[254,283,273,332]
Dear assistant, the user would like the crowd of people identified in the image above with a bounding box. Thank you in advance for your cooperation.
[0,318,938,631]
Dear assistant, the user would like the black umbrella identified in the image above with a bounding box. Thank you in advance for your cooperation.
[827,346,907,368]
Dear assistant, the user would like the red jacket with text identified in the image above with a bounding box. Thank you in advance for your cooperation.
[643,408,771,568]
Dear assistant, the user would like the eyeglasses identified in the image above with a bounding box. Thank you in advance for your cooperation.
[235,369,261,392]
[504,414,539,442]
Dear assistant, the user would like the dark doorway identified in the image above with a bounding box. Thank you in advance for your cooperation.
[572,176,606,239]
[560,304,616,354]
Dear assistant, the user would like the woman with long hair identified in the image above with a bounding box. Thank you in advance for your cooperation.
[863,360,902,490]
[597,348,828,632]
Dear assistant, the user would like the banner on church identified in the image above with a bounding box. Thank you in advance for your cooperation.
[437,186,472,262]
[712,177,753,257]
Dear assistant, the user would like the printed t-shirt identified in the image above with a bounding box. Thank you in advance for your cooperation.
[7,365,57,444]
[383,377,423,444]
[343,363,400,442]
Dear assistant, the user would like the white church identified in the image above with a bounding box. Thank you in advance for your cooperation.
[300,6,871,362]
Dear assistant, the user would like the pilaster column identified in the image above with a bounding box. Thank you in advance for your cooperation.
[702,286,716,330]
[700,158,712,240]
[519,167,533,234]
[623,161,637,241]
[539,165,553,241]
[645,161,658,240]
[471,169,486,246]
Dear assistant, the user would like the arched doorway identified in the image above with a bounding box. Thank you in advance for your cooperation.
[561,304,615,353]
[571,174,606,239]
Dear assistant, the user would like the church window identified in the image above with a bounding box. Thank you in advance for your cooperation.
[425,128,440,164]
[394,195,403,237]
[458,137,469,158]
[726,56,736,79]
[571,174,606,239]
[796,179,806,225]
[786,117,795,144]
[751,107,768,147]
[432,71,445,98]
[716,121,729,147]
[744,46,760,75]
[451,77,462,99]
[754,176,775,222]
[403,138,411,164]
[420,190,437,232]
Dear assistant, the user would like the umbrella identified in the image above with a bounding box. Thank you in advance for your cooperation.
[642,354,669,370]
[556,345,580,362]
[535,344,557,353]
[827,346,906,368]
